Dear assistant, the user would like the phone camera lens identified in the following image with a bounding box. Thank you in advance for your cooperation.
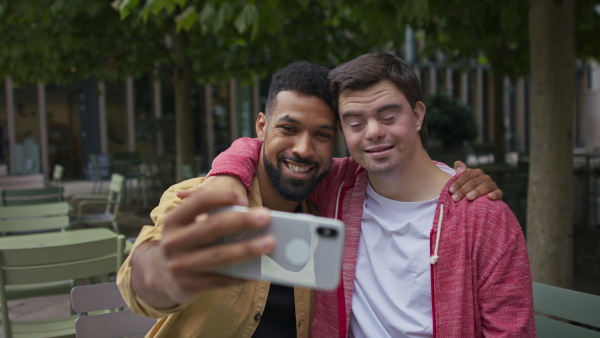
[317,227,337,237]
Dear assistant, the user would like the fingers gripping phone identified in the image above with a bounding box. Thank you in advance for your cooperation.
[209,206,345,290]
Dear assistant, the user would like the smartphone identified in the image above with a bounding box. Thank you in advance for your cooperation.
[208,206,345,290]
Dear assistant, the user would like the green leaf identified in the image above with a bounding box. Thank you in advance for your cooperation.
[213,2,233,32]
[199,1,215,34]
[175,6,198,31]
[234,4,258,33]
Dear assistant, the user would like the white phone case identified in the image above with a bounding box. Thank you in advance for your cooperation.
[209,206,345,290]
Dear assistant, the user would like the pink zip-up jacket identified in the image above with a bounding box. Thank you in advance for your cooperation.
[209,137,536,338]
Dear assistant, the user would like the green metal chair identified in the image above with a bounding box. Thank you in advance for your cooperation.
[0,186,64,206]
[50,164,64,186]
[0,229,125,338]
[70,173,125,234]
[533,282,600,337]
[0,202,78,304]
[71,282,156,338]
[0,202,70,234]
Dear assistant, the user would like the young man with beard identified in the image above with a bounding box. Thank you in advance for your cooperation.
[117,61,337,337]
[206,53,534,337]
[119,59,502,338]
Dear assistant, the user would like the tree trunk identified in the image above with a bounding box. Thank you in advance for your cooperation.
[172,31,194,182]
[527,0,575,288]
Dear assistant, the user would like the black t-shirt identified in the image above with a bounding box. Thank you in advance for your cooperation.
[252,204,302,337]
[251,284,297,337]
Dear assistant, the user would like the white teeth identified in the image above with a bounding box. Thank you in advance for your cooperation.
[287,163,310,173]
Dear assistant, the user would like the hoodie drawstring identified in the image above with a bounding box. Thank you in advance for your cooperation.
[430,203,444,264]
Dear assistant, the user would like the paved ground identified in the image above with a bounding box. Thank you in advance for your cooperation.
[1,179,599,337]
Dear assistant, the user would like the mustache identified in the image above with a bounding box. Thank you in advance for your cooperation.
[279,155,319,167]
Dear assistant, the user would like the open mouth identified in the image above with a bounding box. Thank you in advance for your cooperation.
[365,145,394,153]
[285,162,312,173]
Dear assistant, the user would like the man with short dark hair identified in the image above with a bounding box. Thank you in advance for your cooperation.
[118,61,337,337]
[119,58,504,338]
[208,53,534,337]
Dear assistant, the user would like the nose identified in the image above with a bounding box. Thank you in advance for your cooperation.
[292,132,314,159]
[365,120,385,141]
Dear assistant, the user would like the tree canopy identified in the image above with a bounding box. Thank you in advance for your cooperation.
[0,0,166,83]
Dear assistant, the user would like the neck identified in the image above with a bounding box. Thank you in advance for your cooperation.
[257,151,300,212]
[367,147,452,202]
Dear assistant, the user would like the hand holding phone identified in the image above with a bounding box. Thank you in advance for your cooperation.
[209,206,345,290]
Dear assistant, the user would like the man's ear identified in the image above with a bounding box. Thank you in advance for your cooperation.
[414,101,426,132]
[256,112,267,141]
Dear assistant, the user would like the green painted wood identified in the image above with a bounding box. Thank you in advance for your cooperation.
[71,174,124,233]
[0,186,64,206]
[0,202,70,233]
[0,229,124,338]
[533,282,600,337]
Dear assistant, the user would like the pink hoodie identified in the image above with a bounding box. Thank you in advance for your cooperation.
[209,137,536,338]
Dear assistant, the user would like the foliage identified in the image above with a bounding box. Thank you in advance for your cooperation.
[423,0,530,77]
[576,0,600,60]
[0,0,165,84]
[422,0,600,75]
[111,0,430,82]
[424,93,477,146]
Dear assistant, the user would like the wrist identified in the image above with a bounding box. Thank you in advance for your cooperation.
[131,241,179,309]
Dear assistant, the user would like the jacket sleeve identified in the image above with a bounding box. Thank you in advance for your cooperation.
[117,177,207,318]
[475,202,536,337]
[207,137,262,194]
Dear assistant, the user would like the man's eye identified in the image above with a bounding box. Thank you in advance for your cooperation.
[382,115,395,122]
[281,126,295,132]
[316,132,333,140]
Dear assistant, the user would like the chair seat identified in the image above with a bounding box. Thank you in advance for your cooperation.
[10,315,76,337]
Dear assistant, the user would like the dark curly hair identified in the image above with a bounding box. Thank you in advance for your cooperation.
[265,61,333,119]
[329,52,428,149]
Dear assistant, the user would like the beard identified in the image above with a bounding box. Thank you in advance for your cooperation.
[263,155,329,202]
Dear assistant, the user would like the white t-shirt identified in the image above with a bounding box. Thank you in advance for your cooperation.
[349,165,455,338]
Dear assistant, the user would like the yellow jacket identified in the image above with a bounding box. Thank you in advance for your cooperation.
[117,176,315,337]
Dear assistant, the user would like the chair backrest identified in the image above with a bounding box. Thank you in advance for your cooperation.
[0,229,124,337]
[0,202,70,233]
[71,282,156,338]
[52,164,64,184]
[533,282,600,337]
[106,173,125,214]
[0,185,64,206]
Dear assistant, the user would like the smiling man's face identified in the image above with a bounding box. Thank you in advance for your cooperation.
[258,90,337,201]
[338,79,426,177]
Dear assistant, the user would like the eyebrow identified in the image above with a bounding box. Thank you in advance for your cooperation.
[341,103,403,119]
[276,115,337,131]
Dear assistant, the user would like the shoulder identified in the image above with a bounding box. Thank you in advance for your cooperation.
[150,177,208,226]
[441,174,522,236]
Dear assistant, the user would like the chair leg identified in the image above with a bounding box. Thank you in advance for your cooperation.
[140,177,148,208]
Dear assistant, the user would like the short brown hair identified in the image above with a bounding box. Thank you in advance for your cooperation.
[329,52,428,149]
